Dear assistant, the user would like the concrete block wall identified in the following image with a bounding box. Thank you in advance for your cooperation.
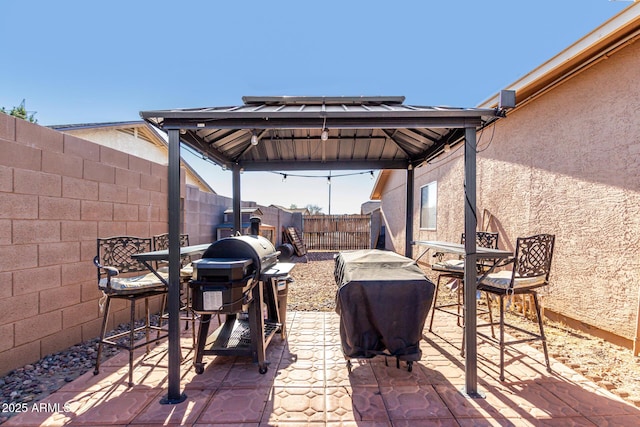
[257,205,295,246]
[0,113,306,375]
[185,188,244,245]
[0,114,176,375]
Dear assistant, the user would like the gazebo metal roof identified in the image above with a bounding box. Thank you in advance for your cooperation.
[141,96,503,171]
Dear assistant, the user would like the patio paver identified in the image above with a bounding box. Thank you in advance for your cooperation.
[4,311,640,426]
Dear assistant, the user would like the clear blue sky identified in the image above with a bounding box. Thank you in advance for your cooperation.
[1,1,632,213]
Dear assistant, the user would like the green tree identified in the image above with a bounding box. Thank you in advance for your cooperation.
[306,204,323,215]
[1,99,37,123]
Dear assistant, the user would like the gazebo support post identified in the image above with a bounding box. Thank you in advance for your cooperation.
[463,126,481,398]
[405,165,414,258]
[232,165,242,235]
[161,128,187,404]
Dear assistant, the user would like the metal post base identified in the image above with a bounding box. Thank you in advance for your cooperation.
[460,388,486,399]
[160,392,188,405]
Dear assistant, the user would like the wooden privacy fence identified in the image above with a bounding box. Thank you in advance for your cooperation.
[302,214,371,250]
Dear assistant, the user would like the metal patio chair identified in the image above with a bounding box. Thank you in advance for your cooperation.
[152,233,198,347]
[93,236,168,387]
[152,233,192,271]
[429,231,499,341]
[476,233,555,381]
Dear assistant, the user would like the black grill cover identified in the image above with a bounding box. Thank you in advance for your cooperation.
[334,249,435,361]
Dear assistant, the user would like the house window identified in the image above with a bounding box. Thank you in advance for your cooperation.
[420,181,437,230]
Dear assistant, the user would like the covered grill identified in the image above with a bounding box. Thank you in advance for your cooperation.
[334,249,435,372]
[201,234,279,272]
[190,235,278,313]
[190,235,294,374]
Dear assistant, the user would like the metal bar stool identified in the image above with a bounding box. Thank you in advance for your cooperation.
[476,233,555,381]
[428,232,498,354]
[94,236,168,387]
[153,233,197,348]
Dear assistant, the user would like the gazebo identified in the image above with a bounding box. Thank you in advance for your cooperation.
[140,94,512,403]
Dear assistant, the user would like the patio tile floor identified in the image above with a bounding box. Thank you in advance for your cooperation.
[5,311,640,426]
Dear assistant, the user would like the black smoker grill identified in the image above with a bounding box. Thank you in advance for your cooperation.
[190,235,293,374]
[334,249,435,372]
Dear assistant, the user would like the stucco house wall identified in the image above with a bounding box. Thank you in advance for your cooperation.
[66,127,168,165]
[378,170,410,252]
[377,34,640,345]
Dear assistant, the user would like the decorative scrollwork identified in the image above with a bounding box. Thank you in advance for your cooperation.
[462,231,500,271]
[97,236,152,275]
[153,233,191,265]
[460,231,499,248]
[514,234,555,278]
[475,232,499,249]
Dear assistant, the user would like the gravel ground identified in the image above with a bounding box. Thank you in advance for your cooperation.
[286,251,338,311]
[1,251,639,424]
[0,323,134,424]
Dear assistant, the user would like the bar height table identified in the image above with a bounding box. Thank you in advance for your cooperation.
[412,240,512,397]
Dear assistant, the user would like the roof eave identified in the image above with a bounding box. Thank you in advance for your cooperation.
[370,170,392,200]
[479,3,640,109]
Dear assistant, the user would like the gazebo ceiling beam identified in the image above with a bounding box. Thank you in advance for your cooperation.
[178,132,231,167]
[238,159,409,171]
[379,129,415,158]
[211,135,393,143]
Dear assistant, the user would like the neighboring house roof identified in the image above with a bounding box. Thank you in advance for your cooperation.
[50,121,216,194]
[360,200,381,215]
[223,207,263,215]
[289,208,311,215]
[370,3,640,199]
[269,205,311,215]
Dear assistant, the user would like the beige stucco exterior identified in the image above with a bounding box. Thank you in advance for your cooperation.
[374,8,640,346]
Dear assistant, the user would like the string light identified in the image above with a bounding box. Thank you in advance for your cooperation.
[176,141,377,185]
[269,170,376,180]
[321,116,328,141]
